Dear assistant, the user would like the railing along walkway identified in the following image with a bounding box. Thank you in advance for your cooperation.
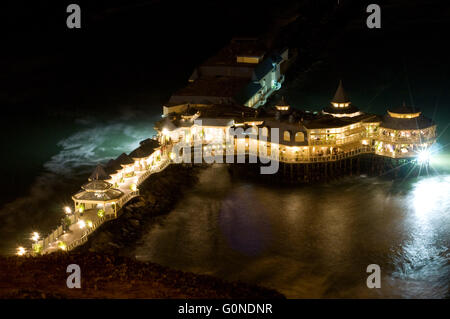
[40,157,171,254]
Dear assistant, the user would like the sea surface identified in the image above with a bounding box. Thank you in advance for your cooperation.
[134,164,450,298]
[0,108,160,255]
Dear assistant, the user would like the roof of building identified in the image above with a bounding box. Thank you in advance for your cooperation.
[303,113,378,129]
[104,159,123,174]
[81,180,112,192]
[380,104,434,130]
[252,57,276,81]
[331,80,350,103]
[380,115,434,130]
[169,77,249,104]
[276,96,289,106]
[73,188,124,202]
[88,164,110,181]
[322,104,361,115]
[202,38,267,66]
[388,102,420,114]
[322,80,360,115]
[116,153,135,166]
[198,118,235,127]
[129,139,159,159]
[234,81,262,104]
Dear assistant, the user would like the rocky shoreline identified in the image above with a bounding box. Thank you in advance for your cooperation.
[0,252,284,298]
[0,164,284,298]
[77,164,202,255]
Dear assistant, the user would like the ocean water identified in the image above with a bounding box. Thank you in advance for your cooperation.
[134,163,450,298]
[0,107,160,255]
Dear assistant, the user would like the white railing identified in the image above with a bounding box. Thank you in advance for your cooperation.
[46,158,171,253]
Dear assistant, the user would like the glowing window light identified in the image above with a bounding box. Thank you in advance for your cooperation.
[16,246,26,256]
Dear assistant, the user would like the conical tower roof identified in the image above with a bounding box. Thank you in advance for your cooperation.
[331,80,350,104]
[277,96,289,106]
[323,80,360,116]
[88,164,110,181]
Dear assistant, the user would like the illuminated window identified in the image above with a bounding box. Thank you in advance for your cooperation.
[295,132,304,142]
[284,131,291,141]
[261,127,268,137]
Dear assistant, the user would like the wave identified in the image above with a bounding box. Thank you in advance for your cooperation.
[0,107,160,255]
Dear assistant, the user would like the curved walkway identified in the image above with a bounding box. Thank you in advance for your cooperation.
[40,157,170,254]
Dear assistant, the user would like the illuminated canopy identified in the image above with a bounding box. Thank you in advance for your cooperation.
[381,103,434,130]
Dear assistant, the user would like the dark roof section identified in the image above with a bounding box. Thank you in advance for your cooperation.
[73,188,124,202]
[89,164,110,181]
[322,81,360,115]
[331,80,350,103]
[303,113,379,129]
[129,139,159,159]
[380,104,434,130]
[172,77,249,98]
[251,53,283,82]
[388,102,420,114]
[116,153,135,166]
[234,81,262,105]
[202,38,267,66]
[105,159,122,174]
[276,96,289,106]
[380,115,434,130]
[81,180,112,192]
[140,138,159,148]
[323,103,360,115]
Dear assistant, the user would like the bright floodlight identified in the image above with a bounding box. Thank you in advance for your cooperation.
[64,206,72,214]
[31,232,40,242]
[78,220,86,229]
[417,149,431,164]
[17,246,26,256]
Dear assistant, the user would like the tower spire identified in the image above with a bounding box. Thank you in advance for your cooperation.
[331,80,350,104]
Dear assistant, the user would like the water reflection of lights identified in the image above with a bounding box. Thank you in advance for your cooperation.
[394,175,450,297]
[412,176,450,216]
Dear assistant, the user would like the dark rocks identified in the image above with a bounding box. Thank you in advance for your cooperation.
[128,219,140,228]
[77,165,200,256]
[0,252,283,298]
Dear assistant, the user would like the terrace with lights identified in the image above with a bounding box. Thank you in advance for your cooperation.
[17,80,437,257]
[157,80,437,166]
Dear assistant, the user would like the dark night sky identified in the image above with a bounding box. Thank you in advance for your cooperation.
[1,0,450,139]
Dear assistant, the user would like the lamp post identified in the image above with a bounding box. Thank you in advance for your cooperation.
[31,232,40,242]
[16,246,26,256]
[64,206,72,215]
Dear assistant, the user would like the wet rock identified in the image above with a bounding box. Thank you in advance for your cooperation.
[128,219,140,228]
